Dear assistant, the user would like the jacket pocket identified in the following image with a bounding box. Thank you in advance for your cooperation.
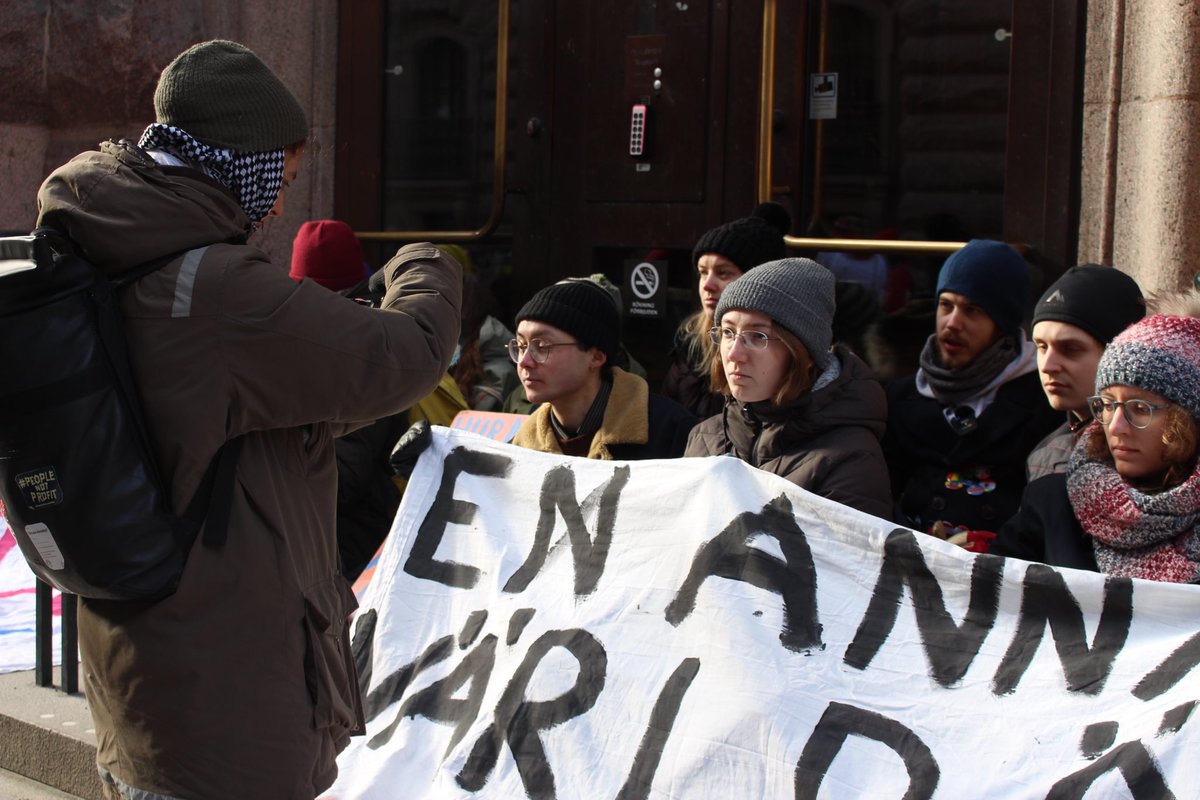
[302,576,366,736]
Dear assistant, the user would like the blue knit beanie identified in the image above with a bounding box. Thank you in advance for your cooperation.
[935,239,1030,337]
[715,258,835,370]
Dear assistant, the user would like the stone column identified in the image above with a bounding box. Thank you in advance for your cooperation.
[1078,0,1200,295]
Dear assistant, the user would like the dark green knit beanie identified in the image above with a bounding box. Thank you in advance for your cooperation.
[154,40,308,153]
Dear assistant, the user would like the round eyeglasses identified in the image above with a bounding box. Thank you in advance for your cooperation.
[1087,395,1172,430]
[708,326,780,351]
[507,337,584,364]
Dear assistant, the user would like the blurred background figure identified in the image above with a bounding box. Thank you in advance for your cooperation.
[288,219,371,290]
[816,215,889,304]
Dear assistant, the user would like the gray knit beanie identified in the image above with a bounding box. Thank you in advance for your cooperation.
[154,40,308,152]
[715,258,836,370]
[1094,314,1200,419]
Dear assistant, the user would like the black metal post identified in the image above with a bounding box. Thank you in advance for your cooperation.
[61,593,79,694]
[34,579,52,687]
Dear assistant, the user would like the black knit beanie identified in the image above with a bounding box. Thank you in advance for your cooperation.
[1031,264,1145,345]
[516,279,621,362]
[154,40,308,152]
[692,202,791,272]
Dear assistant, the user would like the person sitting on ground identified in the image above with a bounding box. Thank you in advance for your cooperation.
[511,277,697,459]
[882,239,1060,539]
[663,202,791,419]
[684,258,891,519]
[502,273,647,415]
[1023,264,1145,481]
[995,295,1200,579]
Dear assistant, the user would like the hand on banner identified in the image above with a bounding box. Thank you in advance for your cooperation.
[390,420,432,479]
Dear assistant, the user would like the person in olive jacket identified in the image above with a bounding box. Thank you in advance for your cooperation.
[35,41,461,799]
[685,258,892,519]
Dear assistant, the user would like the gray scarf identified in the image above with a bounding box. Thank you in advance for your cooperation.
[918,333,1018,407]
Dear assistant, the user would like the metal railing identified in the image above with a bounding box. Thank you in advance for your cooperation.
[35,580,79,694]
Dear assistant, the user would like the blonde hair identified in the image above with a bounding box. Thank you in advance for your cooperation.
[710,324,815,406]
[680,309,717,373]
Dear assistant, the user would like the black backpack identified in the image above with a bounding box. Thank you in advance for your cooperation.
[0,227,241,601]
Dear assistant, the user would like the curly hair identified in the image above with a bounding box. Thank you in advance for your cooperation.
[709,324,816,406]
[1085,405,1200,490]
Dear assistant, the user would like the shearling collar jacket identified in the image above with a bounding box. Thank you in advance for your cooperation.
[513,367,696,460]
[36,139,462,799]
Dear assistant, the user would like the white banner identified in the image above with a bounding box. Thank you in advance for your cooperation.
[322,428,1200,799]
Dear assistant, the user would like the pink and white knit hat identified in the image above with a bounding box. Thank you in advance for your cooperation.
[1094,314,1200,419]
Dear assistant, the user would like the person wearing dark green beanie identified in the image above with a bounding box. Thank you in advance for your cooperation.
[138,39,310,233]
[35,39,464,800]
[510,278,696,460]
[882,239,1060,542]
[684,258,892,519]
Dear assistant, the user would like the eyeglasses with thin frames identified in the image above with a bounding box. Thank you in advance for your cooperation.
[1087,395,1172,430]
[507,337,584,364]
[708,326,780,351]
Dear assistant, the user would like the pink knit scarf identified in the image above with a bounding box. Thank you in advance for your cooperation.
[1066,425,1200,582]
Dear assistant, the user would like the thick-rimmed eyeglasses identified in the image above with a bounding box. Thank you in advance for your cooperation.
[708,326,780,351]
[507,338,584,364]
[1087,395,1172,430]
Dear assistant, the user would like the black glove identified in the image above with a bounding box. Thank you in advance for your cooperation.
[390,420,432,479]
[366,264,390,295]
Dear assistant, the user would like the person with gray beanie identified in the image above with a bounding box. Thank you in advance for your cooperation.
[35,39,462,798]
[663,202,791,419]
[684,258,892,519]
[881,239,1059,542]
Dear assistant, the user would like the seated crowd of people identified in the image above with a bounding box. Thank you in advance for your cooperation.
[291,210,1200,590]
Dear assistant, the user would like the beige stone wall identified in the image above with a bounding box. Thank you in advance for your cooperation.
[1079,0,1200,296]
[0,0,339,266]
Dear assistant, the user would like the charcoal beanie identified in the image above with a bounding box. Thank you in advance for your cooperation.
[1032,264,1145,345]
[692,202,791,272]
[289,220,369,291]
[154,39,308,152]
[936,239,1030,337]
[715,258,836,370]
[517,279,621,362]
[1094,314,1200,419]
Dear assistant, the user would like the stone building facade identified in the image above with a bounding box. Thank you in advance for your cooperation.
[1,0,1197,294]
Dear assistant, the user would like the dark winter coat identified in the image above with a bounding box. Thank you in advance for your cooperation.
[884,368,1060,534]
[36,140,461,799]
[991,473,1099,571]
[684,347,892,519]
[662,322,726,419]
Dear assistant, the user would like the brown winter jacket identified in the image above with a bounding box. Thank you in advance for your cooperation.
[36,140,462,799]
[684,346,892,519]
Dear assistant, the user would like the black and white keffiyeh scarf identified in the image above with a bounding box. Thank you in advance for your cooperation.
[138,123,285,228]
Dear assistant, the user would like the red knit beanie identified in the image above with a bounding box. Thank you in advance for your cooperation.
[289,220,369,291]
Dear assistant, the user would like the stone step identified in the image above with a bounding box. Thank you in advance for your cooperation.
[0,669,101,800]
